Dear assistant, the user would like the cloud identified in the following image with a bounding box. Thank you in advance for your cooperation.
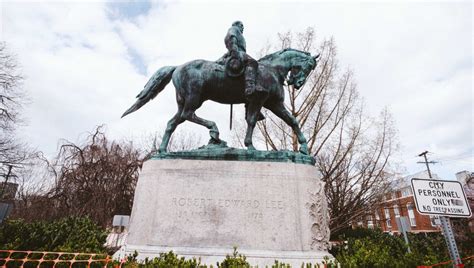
[2,1,472,180]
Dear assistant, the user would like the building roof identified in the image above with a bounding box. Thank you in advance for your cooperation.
[389,170,441,190]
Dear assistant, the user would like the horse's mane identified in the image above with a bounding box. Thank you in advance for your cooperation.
[258,48,311,64]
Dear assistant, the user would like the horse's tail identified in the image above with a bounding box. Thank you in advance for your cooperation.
[121,66,176,118]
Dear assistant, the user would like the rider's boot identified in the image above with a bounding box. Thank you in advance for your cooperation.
[244,63,257,97]
[245,61,265,121]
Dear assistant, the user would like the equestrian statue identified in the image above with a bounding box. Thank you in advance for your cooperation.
[122,21,319,155]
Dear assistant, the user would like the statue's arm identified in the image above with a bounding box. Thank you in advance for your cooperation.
[226,36,240,55]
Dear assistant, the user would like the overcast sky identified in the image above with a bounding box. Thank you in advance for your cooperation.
[1,0,472,180]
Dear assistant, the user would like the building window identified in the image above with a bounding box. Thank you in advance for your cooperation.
[367,214,374,229]
[375,211,381,227]
[385,208,391,228]
[407,203,416,227]
[393,205,400,218]
[401,187,412,197]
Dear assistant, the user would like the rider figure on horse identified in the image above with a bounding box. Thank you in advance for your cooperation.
[223,21,263,98]
[217,21,266,120]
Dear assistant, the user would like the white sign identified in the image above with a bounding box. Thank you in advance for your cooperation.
[112,215,130,227]
[411,178,472,217]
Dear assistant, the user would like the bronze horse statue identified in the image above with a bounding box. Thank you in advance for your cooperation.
[122,48,319,154]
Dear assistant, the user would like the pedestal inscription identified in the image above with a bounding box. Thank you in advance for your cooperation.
[118,159,331,266]
[171,196,284,222]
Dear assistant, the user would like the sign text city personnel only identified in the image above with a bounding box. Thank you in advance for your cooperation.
[411,178,472,217]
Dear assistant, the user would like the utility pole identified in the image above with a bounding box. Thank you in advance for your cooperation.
[417,151,462,267]
[417,151,438,178]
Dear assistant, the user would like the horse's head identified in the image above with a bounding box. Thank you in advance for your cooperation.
[288,52,319,89]
[258,48,320,89]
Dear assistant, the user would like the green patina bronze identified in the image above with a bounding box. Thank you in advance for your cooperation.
[152,143,315,166]
[122,21,320,157]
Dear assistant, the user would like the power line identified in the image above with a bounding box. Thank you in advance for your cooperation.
[436,154,473,162]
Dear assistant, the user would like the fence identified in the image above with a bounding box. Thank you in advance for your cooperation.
[0,250,122,267]
[5,249,471,268]
[417,255,474,268]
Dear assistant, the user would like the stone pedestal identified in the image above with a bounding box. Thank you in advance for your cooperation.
[117,157,331,266]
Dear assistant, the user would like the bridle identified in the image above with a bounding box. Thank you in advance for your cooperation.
[287,57,316,89]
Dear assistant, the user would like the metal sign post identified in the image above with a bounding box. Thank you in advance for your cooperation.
[395,216,412,253]
[439,216,462,266]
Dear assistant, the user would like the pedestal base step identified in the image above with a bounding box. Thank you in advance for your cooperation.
[115,245,333,267]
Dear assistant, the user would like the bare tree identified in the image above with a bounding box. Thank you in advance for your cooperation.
[0,42,38,210]
[10,152,60,220]
[13,126,144,227]
[0,43,23,132]
[320,109,397,232]
[0,43,30,180]
[234,28,398,233]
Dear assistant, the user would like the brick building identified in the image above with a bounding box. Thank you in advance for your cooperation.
[355,171,442,233]
[455,170,474,232]
[354,170,474,234]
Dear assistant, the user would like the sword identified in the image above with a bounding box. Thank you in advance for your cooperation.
[229,104,233,130]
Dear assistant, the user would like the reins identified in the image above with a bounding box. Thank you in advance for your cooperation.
[297,68,315,89]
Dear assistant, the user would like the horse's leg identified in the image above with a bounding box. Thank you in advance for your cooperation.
[181,104,221,144]
[265,101,309,155]
[244,98,265,150]
[158,105,184,153]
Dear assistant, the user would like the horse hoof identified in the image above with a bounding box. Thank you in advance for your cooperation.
[247,145,256,151]
[208,138,222,145]
[158,148,167,154]
[209,129,220,141]
[299,146,309,155]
